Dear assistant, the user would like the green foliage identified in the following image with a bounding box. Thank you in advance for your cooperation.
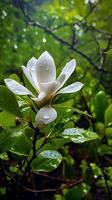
[0,86,22,117]
[61,128,99,143]
[98,144,112,156]
[91,91,108,122]
[32,150,62,172]
[104,104,112,126]
[65,183,90,200]
[0,126,32,155]
[0,0,112,199]
[0,111,16,128]
[0,129,14,153]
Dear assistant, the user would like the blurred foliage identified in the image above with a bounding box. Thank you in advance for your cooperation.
[0,0,112,200]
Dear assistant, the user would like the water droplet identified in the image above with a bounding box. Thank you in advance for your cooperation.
[31,67,35,71]
[83,189,87,194]
[66,109,71,113]
[35,31,38,35]
[70,84,74,88]
[14,44,18,49]
[2,10,7,17]
[23,28,26,32]
[43,115,50,120]
[40,65,49,73]
[94,175,97,179]
[42,38,46,43]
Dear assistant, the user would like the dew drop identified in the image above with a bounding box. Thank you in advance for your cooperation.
[31,67,35,71]
[43,115,50,120]
[94,175,97,179]
[45,67,49,71]
[70,84,74,88]
[14,44,18,49]
[40,66,49,73]
[42,38,46,43]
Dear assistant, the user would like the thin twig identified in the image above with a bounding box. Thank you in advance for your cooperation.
[3,168,83,193]
[97,153,112,200]
[15,0,101,71]
[22,127,38,179]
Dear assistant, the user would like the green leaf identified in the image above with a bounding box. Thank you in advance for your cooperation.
[0,152,9,161]
[0,187,6,195]
[105,128,112,138]
[98,144,112,156]
[0,86,22,117]
[0,127,32,155]
[38,138,69,153]
[36,137,46,150]
[9,74,21,83]
[105,49,112,56]
[90,163,102,178]
[95,122,105,136]
[0,129,14,153]
[54,194,65,200]
[91,91,108,122]
[104,104,112,126]
[61,128,99,144]
[11,134,32,155]
[32,150,62,172]
[65,183,90,200]
[81,160,90,183]
[0,111,16,128]
[55,104,92,118]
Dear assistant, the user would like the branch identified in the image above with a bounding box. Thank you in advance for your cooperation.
[80,95,112,200]
[3,167,83,193]
[22,126,38,179]
[101,35,112,69]
[97,153,112,200]
[14,0,103,72]
[91,26,112,37]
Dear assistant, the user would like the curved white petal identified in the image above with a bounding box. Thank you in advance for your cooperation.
[32,92,47,103]
[22,66,39,91]
[57,82,84,94]
[35,106,57,129]
[36,51,56,85]
[57,59,76,89]
[27,57,38,87]
[55,74,66,92]
[4,78,31,95]
[39,81,57,94]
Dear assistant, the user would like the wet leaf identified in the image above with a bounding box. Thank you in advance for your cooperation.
[32,150,62,172]
[0,86,22,117]
[61,128,99,143]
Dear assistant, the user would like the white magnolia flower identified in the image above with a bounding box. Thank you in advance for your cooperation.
[4,51,83,129]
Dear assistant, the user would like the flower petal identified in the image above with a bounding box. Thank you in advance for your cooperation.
[57,59,76,89]
[55,74,66,92]
[57,82,84,94]
[32,92,47,103]
[39,81,57,94]
[36,51,56,84]
[22,66,39,92]
[27,57,38,87]
[4,78,31,95]
[35,106,57,129]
